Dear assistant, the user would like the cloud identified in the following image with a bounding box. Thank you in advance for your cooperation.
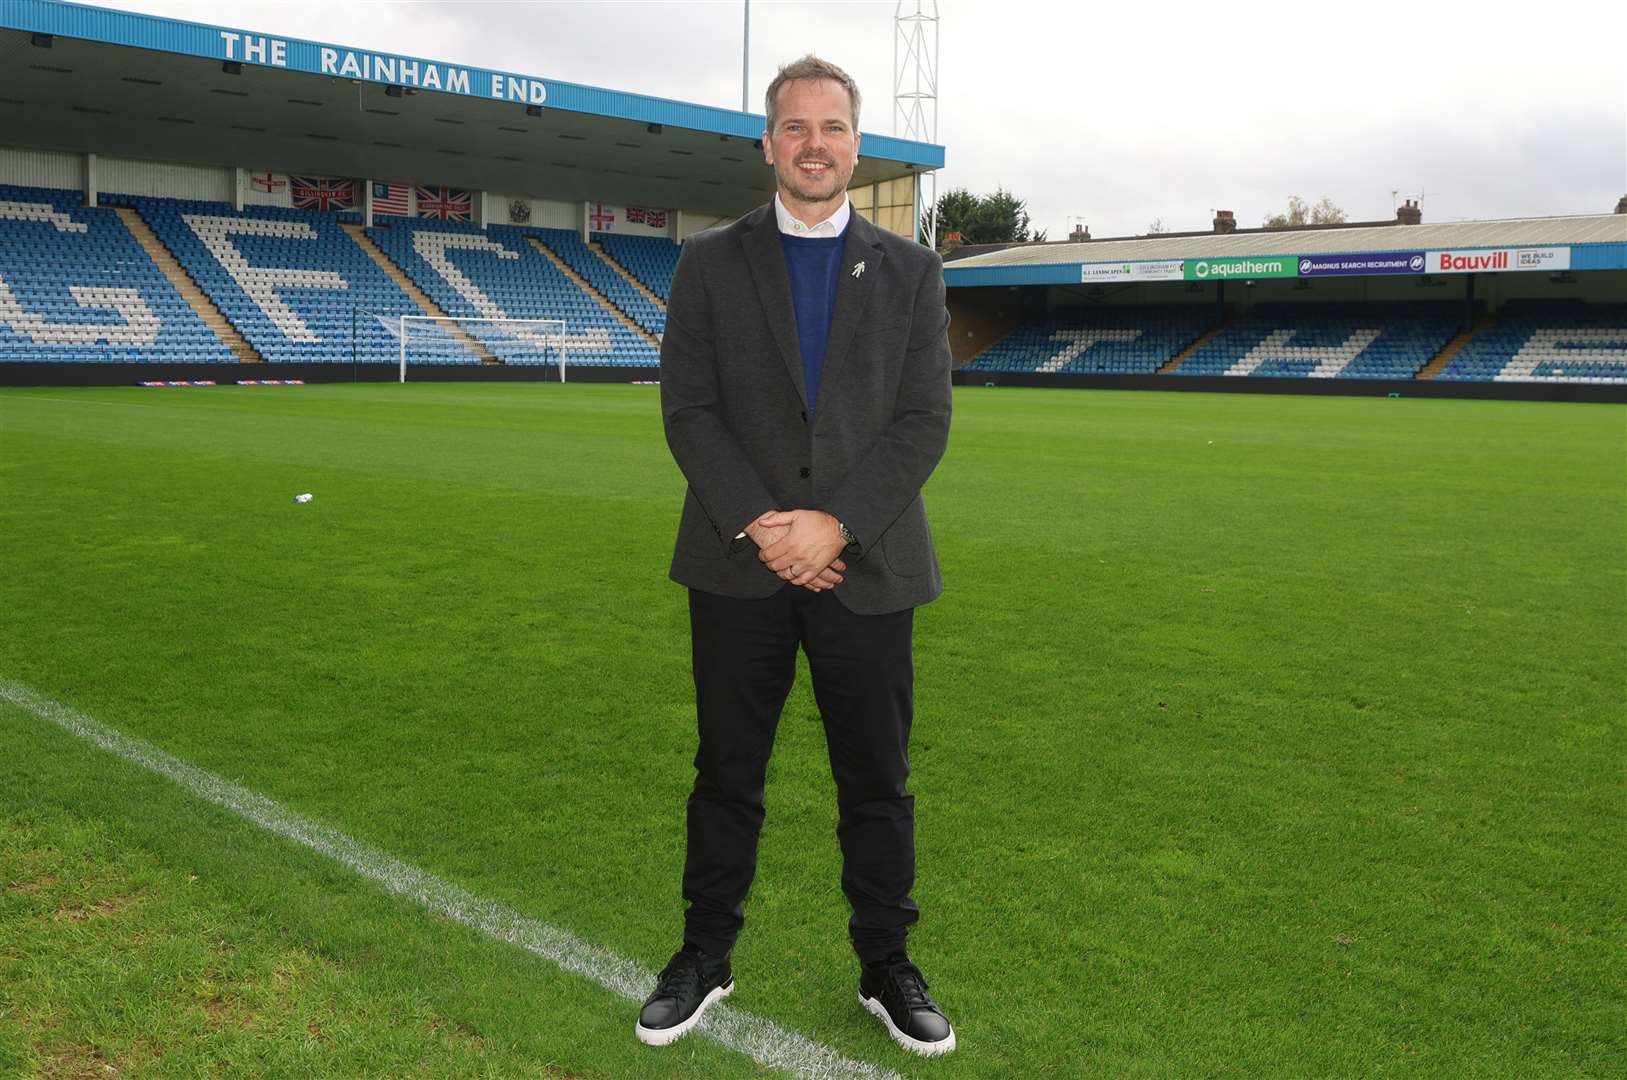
[89,0,1627,235]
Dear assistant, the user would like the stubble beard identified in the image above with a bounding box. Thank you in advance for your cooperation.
[777,159,848,213]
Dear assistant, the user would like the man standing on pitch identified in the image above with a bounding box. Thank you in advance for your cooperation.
[637,55,955,1057]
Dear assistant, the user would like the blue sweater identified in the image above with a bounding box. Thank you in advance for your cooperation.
[779,229,846,415]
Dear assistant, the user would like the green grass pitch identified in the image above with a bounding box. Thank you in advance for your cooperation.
[1,382,1622,1078]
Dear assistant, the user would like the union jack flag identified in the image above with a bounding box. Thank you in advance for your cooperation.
[290,175,356,211]
[626,206,668,228]
[415,186,472,221]
[372,182,412,216]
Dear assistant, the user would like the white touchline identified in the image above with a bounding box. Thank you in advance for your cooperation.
[0,680,906,1080]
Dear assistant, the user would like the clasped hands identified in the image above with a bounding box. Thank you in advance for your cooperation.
[744,509,849,592]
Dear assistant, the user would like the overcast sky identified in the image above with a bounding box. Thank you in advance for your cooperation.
[97,0,1627,238]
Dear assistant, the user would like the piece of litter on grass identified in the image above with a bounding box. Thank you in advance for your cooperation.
[294,493,313,504]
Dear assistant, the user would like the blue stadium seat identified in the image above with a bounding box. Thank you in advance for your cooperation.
[963,306,1211,375]
[534,227,666,336]
[366,217,658,367]
[1177,302,1457,379]
[597,233,680,304]
[1,186,676,370]
[99,193,420,365]
[1437,300,1627,384]
[0,184,235,364]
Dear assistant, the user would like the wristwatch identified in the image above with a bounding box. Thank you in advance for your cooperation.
[838,520,857,547]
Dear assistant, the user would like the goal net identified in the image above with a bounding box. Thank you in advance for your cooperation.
[397,315,568,382]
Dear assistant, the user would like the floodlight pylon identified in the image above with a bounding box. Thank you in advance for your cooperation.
[894,0,940,247]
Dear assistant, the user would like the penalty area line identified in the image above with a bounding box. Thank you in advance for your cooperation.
[0,679,905,1080]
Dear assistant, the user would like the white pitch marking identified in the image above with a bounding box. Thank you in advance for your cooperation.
[0,679,905,1080]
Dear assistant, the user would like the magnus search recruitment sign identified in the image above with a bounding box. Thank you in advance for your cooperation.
[1298,252,1426,277]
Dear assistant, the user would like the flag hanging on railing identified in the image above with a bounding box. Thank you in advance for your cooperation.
[415,186,472,221]
[626,206,668,229]
[244,170,291,207]
[290,176,357,211]
[584,200,671,236]
[372,182,412,216]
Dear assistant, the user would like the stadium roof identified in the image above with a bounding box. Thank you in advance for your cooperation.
[949,215,1625,269]
[944,214,1627,288]
[0,0,944,219]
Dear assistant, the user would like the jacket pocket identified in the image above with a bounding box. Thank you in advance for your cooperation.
[676,488,728,560]
[855,318,909,338]
[881,499,933,578]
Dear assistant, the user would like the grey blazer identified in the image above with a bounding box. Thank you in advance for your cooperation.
[660,202,953,615]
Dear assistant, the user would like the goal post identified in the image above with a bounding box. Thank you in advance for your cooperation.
[396,315,568,382]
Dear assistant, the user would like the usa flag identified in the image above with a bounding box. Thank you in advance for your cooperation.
[415,186,472,221]
[291,175,356,211]
[372,182,412,216]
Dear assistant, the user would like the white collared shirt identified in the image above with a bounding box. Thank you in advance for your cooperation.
[774,192,851,237]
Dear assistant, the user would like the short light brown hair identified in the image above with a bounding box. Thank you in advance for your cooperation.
[764,55,861,134]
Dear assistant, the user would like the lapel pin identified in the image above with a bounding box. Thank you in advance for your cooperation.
[851,260,866,279]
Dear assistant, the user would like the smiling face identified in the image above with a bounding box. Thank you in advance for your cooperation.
[763,77,861,226]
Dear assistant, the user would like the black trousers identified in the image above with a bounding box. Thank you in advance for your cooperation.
[681,585,919,964]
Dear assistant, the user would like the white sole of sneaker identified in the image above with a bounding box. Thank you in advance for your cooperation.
[635,979,734,1047]
[859,990,957,1057]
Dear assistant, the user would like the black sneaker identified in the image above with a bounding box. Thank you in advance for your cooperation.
[635,945,734,1046]
[859,952,956,1056]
